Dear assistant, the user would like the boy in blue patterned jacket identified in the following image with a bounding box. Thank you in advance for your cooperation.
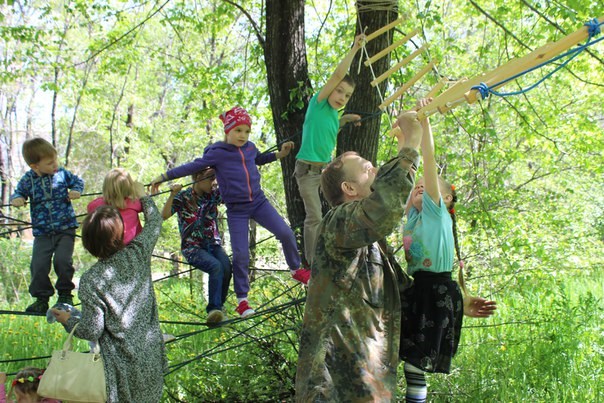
[10,138,84,313]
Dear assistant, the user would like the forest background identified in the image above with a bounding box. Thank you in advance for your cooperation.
[1,0,603,401]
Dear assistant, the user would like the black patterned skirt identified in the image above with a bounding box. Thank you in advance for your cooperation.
[399,271,463,374]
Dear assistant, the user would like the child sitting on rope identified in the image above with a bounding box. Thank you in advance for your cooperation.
[0,368,59,402]
[87,168,145,245]
[161,168,232,324]
[10,138,84,314]
[399,98,497,403]
[152,107,309,318]
[295,33,365,266]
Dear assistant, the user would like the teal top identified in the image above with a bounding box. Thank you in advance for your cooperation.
[296,93,339,163]
[403,193,454,276]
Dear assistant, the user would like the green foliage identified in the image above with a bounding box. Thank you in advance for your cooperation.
[1,0,603,400]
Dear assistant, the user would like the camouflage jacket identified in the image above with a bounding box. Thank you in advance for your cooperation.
[295,148,419,402]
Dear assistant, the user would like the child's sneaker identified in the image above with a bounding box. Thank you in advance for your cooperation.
[206,309,224,324]
[56,293,74,306]
[25,299,49,314]
[235,300,255,318]
[292,268,311,285]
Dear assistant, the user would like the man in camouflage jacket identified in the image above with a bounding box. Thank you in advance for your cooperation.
[295,111,422,402]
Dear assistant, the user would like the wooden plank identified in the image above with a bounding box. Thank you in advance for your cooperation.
[371,45,427,87]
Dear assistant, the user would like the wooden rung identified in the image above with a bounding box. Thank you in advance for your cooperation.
[417,78,467,120]
[364,29,419,66]
[371,45,427,87]
[464,15,604,104]
[425,77,447,98]
[365,18,406,42]
[379,61,435,110]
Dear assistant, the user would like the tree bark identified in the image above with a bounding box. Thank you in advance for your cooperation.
[264,0,310,234]
[339,3,399,165]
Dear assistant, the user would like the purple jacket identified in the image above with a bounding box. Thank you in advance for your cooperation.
[166,141,277,204]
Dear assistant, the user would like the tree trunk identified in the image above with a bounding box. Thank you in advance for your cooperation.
[338,3,399,165]
[264,0,310,236]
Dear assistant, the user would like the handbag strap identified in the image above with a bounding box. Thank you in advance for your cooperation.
[62,323,79,352]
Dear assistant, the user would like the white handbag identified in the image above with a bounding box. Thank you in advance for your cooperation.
[38,324,107,402]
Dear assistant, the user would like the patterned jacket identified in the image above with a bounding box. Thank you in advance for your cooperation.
[295,148,419,402]
[10,168,84,236]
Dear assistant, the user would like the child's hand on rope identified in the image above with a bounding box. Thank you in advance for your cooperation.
[151,173,170,187]
[463,296,497,318]
[148,183,162,196]
[276,141,295,159]
[11,197,25,207]
[340,114,362,128]
[0,372,6,384]
[353,33,367,50]
[68,191,81,200]
[169,184,182,196]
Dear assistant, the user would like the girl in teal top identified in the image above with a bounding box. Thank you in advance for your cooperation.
[399,98,496,403]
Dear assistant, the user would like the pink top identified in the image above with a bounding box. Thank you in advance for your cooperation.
[87,197,143,244]
[0,384,61,403]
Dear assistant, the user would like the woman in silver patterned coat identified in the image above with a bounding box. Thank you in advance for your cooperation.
[52,196,166,402]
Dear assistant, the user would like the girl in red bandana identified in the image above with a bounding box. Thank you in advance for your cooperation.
[153,107,310,317]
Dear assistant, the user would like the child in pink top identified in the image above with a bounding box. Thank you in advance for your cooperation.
[87,168,145,244]
[0,368,60,403]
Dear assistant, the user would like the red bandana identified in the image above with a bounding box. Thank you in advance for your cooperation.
[219,107,252,134]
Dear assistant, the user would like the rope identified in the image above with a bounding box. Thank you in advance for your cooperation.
[356,0,398,13]
[471,18,603,99]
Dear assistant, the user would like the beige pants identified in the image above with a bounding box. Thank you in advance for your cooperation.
[294,160,325,265]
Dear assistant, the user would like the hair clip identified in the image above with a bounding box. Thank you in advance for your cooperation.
[449,208,455,214]
[451,184,456,191]
[11,375,36,386]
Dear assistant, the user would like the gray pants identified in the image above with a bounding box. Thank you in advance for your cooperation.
[29,228,76,299]
[295,160,325,265]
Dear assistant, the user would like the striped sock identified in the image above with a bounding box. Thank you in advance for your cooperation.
[404,362,427,403]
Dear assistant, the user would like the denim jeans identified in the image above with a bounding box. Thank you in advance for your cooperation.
[182,244,232,313]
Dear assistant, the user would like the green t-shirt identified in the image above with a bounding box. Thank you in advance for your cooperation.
[296,93,339,163]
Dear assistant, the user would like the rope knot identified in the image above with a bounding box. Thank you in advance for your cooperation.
[471,82,490,100]
[585,18,601,38]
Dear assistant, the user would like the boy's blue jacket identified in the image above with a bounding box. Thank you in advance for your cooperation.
[166,141,276,204]
[10,168,84,236]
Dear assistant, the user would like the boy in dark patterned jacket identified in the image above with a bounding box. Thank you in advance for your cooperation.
[10,138,84,313]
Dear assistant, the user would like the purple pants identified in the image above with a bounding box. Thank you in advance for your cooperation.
[226,197,300,298]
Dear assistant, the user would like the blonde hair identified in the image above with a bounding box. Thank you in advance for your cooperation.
[102,168,144,210]
[22,138,57,165]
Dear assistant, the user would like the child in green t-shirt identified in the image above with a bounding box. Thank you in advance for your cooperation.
[295,34,365,266]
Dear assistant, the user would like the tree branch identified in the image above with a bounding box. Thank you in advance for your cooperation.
[222,0,265,49]
[469,0,532,52]
[520,0,604,67]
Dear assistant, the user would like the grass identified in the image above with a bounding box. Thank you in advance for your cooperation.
[1,234,602,401]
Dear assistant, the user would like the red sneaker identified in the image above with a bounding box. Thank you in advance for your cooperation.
[292,268,311,285]
[235,300,255,318]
